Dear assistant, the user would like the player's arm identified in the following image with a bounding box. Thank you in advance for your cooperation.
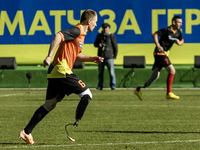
[152,33,163,52]
[43,33,62,67]
[175,38,184,46]
[76,53,104,64]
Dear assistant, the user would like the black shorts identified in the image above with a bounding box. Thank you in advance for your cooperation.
[46,74,88,102]
[152,54,171,71]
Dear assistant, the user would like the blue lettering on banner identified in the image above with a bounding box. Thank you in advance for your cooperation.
[0,0,200,44]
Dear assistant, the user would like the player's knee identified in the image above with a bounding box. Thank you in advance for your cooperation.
[152,70,160,81]
[155,72,160,80]
[80,94,91,109]
[43,98,57,111]
[171,69,176,74]
[79,88,92,99]
[82,94,91,103]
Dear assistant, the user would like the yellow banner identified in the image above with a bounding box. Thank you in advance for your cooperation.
[0,43,199,65]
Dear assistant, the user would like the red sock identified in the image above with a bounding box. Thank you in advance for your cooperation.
[167,73,174,95]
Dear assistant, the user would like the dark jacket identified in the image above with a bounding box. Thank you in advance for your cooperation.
[94,32,118,59]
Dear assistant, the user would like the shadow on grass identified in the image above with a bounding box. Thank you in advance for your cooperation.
[0,142,46,147]
[0,143,27,145]
[78,130,200,134]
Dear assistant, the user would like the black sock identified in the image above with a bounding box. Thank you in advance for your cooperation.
[24,106,48,134]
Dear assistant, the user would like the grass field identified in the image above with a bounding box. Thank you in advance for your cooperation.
[0,88,200,149]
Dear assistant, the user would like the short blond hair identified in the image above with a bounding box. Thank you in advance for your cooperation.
[80,9,97,23]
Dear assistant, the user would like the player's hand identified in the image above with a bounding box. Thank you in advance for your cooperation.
[43,56,51,68]
[92,56,104,64]
[157,46,164,52]
[99,43,103,48]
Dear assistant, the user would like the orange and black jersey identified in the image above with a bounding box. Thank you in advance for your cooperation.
[47,24,86,78]
[154,26,183,53]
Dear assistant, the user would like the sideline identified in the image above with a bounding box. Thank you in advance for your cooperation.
[1,139,200,149]
[0,93,23,97]
[0,88,200,91]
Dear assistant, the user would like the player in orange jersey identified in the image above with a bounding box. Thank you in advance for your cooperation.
[19,9,103,144]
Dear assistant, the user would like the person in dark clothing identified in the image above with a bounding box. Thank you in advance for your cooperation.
[134,16,184,100]
[94,23,118,90]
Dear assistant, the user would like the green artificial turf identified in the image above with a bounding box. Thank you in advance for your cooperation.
[0,89,200,149]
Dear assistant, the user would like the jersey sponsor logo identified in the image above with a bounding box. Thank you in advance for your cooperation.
[168,35,177,41]
[79,41,83,48]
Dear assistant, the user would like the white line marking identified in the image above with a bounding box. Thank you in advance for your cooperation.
[1,104,200,109]
[131,105,200,109]
[1,139,200,149]
[0,93,23,97]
